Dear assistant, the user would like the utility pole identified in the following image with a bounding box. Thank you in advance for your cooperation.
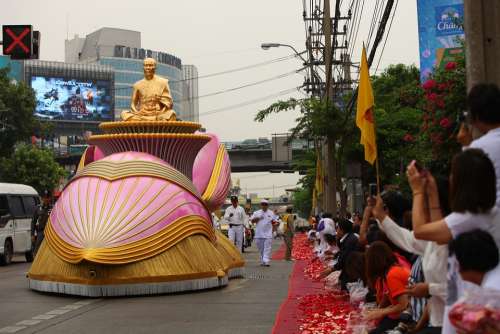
[464,0,500,90]
[302,0,352,216]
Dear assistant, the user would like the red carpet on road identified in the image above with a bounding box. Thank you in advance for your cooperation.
[271,234,356,334]
[272,234,324,334]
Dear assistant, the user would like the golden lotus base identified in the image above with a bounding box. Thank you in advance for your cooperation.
[98,121,202,134]
[28,232,244,297]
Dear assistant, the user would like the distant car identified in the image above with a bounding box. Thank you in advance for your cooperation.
[233,139,269,150]
[258,137,272,149]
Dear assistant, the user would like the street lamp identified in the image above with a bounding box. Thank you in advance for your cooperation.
[261,43,307,63]
[261,42,321,95]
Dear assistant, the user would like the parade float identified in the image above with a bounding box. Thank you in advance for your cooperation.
[28,58,244,297]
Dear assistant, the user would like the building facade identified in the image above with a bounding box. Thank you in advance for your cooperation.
[181,65,199,122]
[65,28,196,120]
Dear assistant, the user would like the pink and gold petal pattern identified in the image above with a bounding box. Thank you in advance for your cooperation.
[192,133,232,211]
[46,152,213,265]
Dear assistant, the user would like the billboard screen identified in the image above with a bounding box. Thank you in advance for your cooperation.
[417,0,465,81]
[31,76,113,121]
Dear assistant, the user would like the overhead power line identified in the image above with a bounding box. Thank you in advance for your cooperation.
[112,52,300,92]
[176,68,303,103]
[374,0,399,73]
[345,0,396,113]
[199,87,301,117]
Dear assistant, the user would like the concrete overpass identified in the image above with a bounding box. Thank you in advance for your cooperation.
[228,148,296,173]
[56,147,305,173]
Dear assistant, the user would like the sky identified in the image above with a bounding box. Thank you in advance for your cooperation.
[2,1,421,197]
[2,0,420,142]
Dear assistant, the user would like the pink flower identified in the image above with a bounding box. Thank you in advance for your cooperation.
[403,134,415,142]
[445,62,457,71]
[437,83,449,91]
[427,92,438,101]
[423,79,437,90]
[436,99,446,109]
[440,118,451,128]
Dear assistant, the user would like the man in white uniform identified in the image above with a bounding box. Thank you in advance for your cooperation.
[224,196,246,252]
[251,199,277,266]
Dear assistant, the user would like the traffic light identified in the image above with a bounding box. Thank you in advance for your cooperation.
[2,25,32,60]
[31,30,40,59]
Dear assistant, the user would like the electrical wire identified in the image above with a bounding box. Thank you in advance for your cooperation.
[366,0,380,49]
[199,87,301,117]
[112,52,300,91]
[176,69,303,103]
[348,0,365,59]
[374,0,399,73]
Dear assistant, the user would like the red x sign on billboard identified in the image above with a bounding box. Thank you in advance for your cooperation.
[2,25,32,59]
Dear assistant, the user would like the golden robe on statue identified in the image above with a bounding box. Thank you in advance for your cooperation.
[121,58,177,121]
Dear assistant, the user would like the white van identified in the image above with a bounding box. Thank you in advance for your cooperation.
[0,183,40,265]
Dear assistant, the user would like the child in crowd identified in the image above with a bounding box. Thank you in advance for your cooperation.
[449,229,500,290]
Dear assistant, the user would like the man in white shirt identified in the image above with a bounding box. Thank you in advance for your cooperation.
[251,199,277,266]
[224,196,246,252]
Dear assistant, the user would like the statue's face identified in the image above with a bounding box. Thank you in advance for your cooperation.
[143,60,156,79]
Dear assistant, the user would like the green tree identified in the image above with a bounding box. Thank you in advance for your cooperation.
[291,149,316,217]
[255,97,356,215]
[0,144,66,195]
[370,64,427,185]
[0,68,38,156]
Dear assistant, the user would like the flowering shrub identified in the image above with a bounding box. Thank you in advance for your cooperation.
[418,58,466,173]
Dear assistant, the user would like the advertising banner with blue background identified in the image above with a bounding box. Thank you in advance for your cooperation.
[417,0,465,81]
[0,55,23,82]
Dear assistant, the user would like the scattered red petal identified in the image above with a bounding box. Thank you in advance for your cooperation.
[287,234,364,334]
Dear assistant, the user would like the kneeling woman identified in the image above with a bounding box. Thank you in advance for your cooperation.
[365,241,410,334]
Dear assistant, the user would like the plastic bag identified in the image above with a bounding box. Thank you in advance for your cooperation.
[347,280,369,305]
[278,220,286,235]
[449,287,500,333]
[345,303,377,334]
[324,270,341,290]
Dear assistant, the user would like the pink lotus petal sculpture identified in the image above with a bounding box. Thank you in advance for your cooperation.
[28,122,243,297]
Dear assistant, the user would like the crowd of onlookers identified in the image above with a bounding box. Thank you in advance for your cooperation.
[305,83,500,334]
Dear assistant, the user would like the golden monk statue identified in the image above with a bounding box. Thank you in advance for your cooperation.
[121,58,177,121]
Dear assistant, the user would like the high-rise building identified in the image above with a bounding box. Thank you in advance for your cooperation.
[65,28,191,120]
[181,65,199,122]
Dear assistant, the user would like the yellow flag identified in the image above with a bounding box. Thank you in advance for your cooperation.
[312,150,323,211]
[356,46,377,165]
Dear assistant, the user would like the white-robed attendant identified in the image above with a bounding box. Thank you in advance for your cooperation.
[251,199,277,266]
[224,196,246,252]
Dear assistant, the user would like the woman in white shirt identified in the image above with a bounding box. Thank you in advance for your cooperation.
[407,148,497,334]
[371,195,447,333]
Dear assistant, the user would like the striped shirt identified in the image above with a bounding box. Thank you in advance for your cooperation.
[409,256,426,322]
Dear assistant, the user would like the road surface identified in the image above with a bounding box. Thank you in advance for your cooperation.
[0,241,292,334]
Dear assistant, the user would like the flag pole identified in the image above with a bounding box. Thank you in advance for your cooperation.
[365,41,381,195]
[373,114,381,195]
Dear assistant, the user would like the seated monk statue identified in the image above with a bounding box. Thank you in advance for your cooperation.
[121,57,177,121]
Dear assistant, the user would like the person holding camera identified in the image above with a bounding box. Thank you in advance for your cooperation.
[224,196,246,252]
